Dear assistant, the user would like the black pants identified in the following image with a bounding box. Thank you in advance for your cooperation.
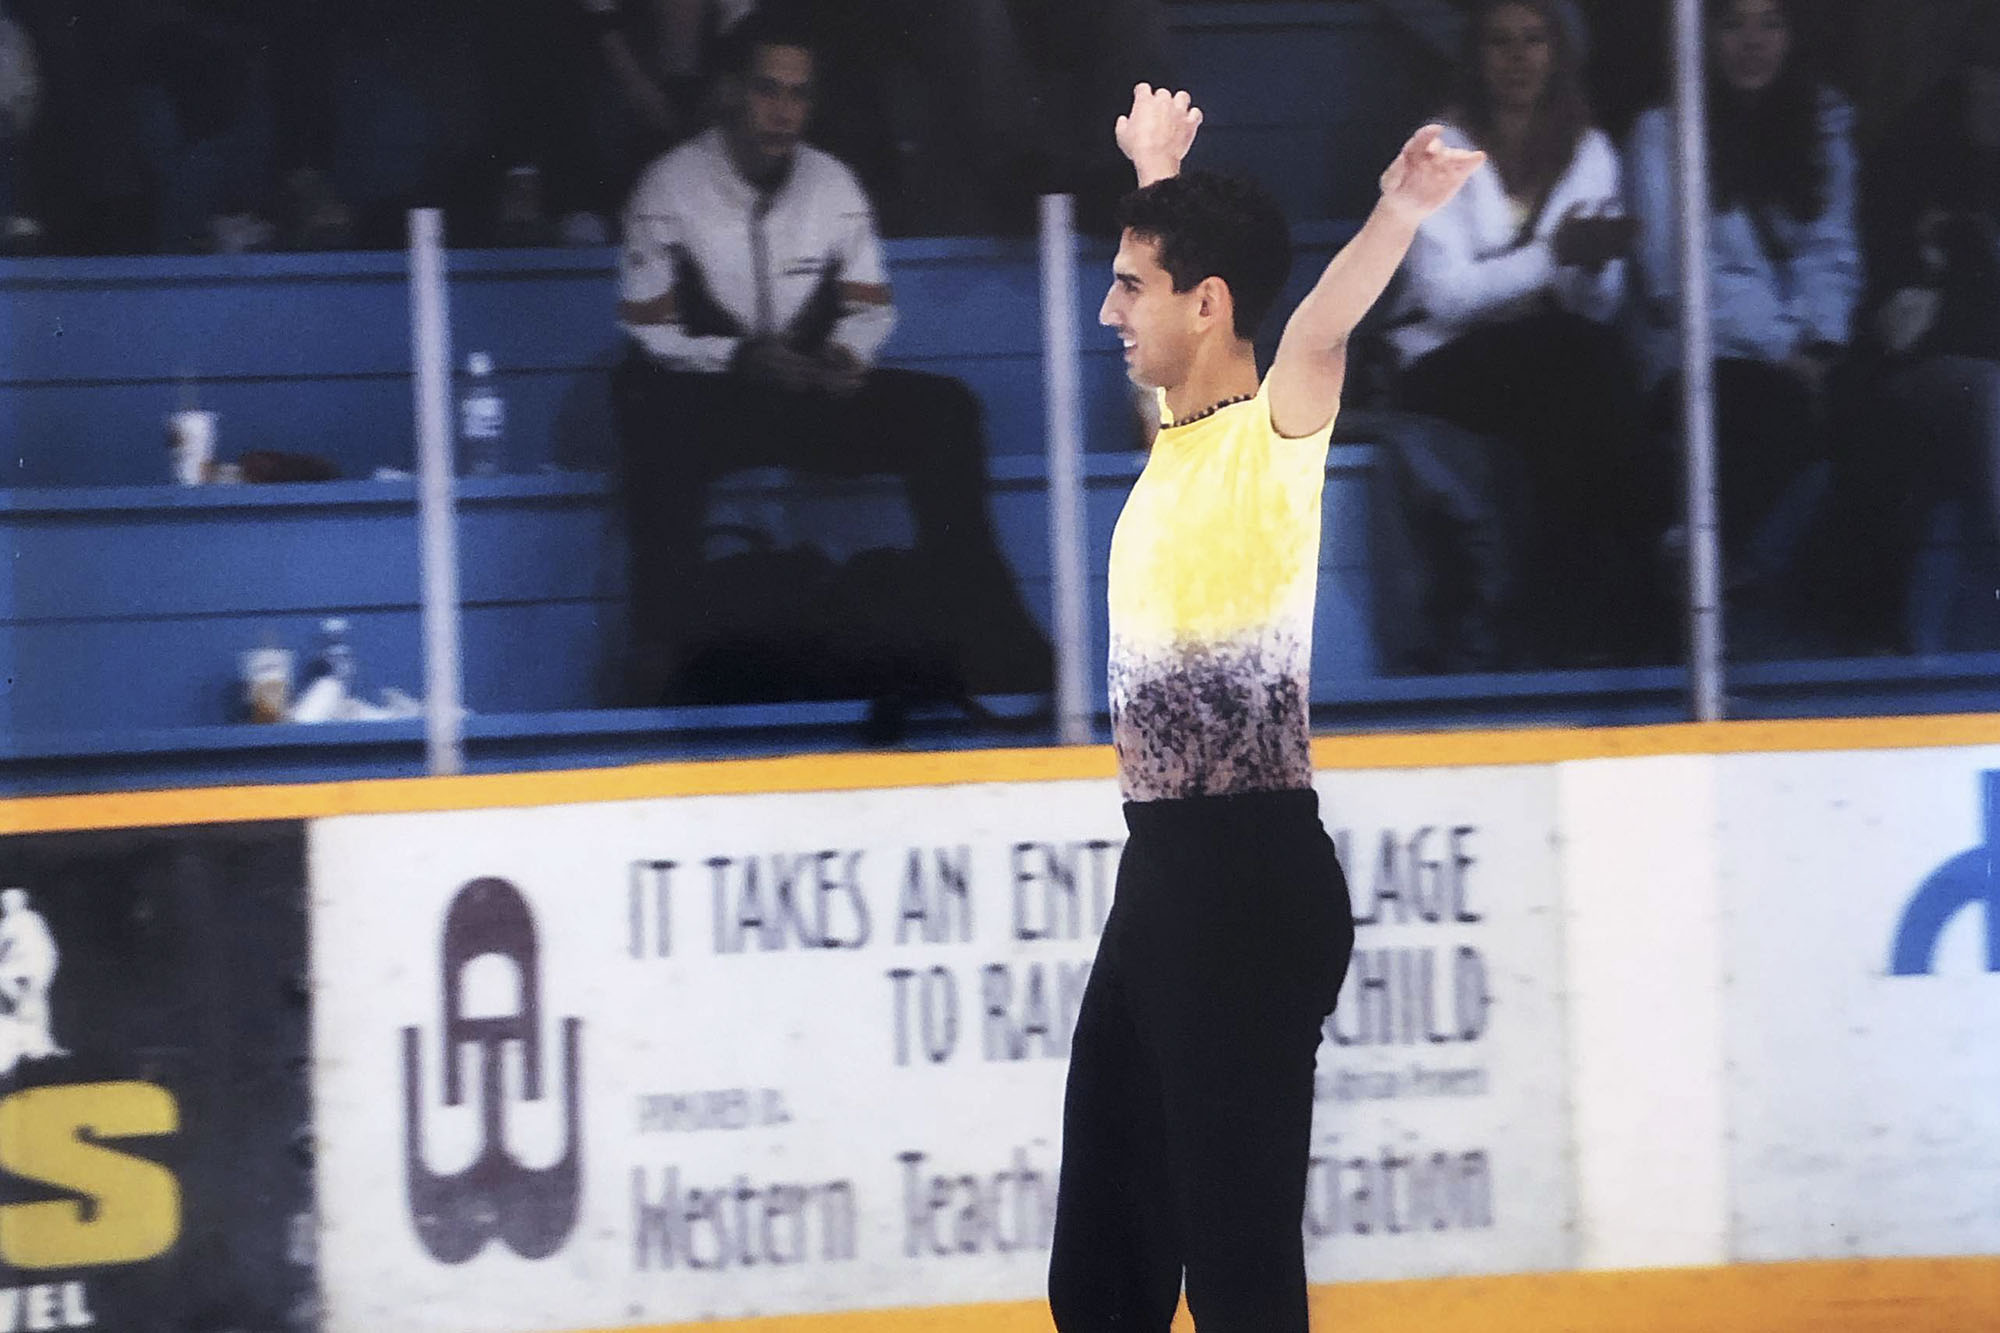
[1650,357,1830,562]
[1710,357,1827,560]
[1049,789,1354,1333]
[611,352,1049,696]
[1827,353,2000,649]
[1400,311,1672,664]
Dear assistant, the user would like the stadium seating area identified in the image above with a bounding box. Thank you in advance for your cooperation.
[3,2,1996,794]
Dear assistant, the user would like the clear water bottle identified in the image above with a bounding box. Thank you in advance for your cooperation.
[458,351,506,476]
[311,617,356,691]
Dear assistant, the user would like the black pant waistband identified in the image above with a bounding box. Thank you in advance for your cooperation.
[1122,787,1320,837]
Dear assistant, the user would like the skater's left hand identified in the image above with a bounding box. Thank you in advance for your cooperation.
[1378,125,1485,226]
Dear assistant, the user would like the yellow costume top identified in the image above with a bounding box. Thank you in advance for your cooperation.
[1106,381,1336,801]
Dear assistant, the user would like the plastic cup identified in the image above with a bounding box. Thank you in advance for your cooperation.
[167,410,217,485]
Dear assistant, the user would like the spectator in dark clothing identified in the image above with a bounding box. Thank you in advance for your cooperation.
[261,0,598,250]
[611,12,1053,704]
[1847,0,1990,155]
[14,0,155,253]
[1383,0,1667,666]
[129,0,275,252]
[0,1,42,250]
[256,0,563,251]
[1834,7,2000,651]
[873,0,1172,236]
[263,0,353,249]
[570,0,749,223]
[471,1,603,245]
[1626,0,1863,647]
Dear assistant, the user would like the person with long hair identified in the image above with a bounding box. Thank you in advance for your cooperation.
[1385,0,1667,666]
[1837,5,2000,651]
[1626,0,1863,638]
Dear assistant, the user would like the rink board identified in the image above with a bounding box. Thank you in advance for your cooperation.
[0,714,1996,1331]
[0,822,315,1332]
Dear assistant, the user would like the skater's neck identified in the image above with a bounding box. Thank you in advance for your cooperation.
[1163,341,1259,425]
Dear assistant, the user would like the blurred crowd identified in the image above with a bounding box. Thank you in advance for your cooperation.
[3,0,1996,688]
[0,0,1169,254]
[1351,0,2000,669]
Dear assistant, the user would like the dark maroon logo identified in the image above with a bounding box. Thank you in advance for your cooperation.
[402,877,582,1263]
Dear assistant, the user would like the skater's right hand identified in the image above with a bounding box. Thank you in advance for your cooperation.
[1116,84,1203,187]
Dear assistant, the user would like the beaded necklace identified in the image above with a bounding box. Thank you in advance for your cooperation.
[1164,391,1256,429]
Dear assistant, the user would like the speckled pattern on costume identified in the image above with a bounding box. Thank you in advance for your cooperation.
[1107,382,1335,802]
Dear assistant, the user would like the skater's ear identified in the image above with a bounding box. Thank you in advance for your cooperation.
[1192,274,1237,336]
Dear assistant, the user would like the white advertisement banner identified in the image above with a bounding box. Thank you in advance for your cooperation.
[1719,745,2000,1261]
[1303,768,1571,1283]
[309,767,1568,1331]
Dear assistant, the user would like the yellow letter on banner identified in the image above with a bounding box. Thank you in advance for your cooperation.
[0,1082,182,1269]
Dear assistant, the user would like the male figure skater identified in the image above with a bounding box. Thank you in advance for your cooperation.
[1047,87,1481,1331]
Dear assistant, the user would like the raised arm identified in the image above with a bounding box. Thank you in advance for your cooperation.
[1267,125,1483,438]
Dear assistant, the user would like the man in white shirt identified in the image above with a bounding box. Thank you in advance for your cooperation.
[612,10,1050,704]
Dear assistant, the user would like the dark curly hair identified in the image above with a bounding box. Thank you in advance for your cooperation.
[1115,171,1293,340]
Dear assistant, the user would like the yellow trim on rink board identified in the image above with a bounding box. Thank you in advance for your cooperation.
[4,713,2000,836]
[563,1258,1998,1333]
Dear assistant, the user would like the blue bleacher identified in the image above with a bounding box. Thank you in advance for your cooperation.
[2,2,1994,794]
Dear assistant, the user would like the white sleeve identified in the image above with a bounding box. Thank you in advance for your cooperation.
[1400,173,1560,329]
[619,176,746,373]
[1624,111,1679,333]
[825,171,896,366]
[1787,95,1864,349]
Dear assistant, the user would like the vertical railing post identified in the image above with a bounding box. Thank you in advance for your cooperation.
[1040,194,1093,745]
[1673,0,1726,720]
[409,209,466,773]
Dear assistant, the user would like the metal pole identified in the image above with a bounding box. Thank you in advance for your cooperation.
[1673,0,1726,720]
[1040,194,1093,746]
[409,209,466,773]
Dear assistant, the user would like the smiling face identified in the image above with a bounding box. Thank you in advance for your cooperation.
[1099,231,1208,390]
[1713,0,1792,95]
[1481,2,1556,115]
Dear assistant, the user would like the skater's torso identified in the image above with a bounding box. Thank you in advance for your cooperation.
[1106,381,1336,801]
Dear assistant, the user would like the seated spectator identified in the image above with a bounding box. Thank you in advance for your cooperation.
[267,0,594,251]
[737,0,1169,238]
[1383,0,1667,666]
[915,0,1172,235]
[15,0,155,254]
[129,0,277,253]
[611,11,1052,705]
[468,1,603,246]
[262,0,353,250]
[1626,0,1862,644]
[1836,4,2000,651]
[573,0,750,220]
[0,0,42,251]
[260,0,487,251]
